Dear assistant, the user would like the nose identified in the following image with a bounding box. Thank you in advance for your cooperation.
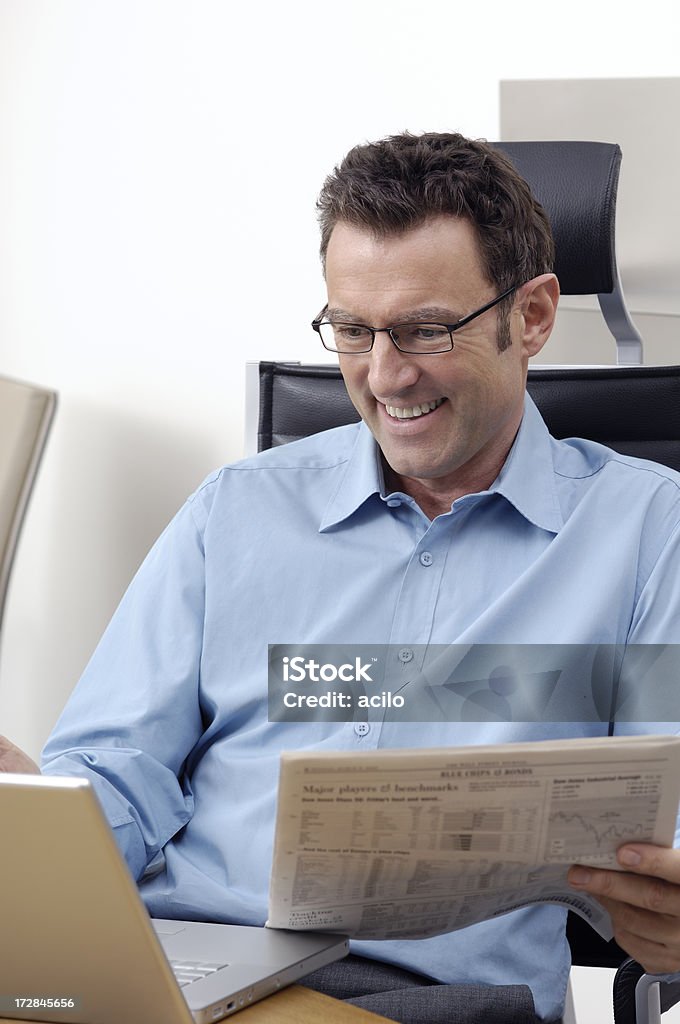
[367,330,421,398]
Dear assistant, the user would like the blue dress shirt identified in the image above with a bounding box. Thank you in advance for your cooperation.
[42,395,680,1022]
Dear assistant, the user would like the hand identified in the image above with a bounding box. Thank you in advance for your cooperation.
[0,734,40,774]
[568,845,680,974]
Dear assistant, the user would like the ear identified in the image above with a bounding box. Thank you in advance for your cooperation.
[515,274,560,359]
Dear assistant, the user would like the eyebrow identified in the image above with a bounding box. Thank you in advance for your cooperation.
[325,306,463,324]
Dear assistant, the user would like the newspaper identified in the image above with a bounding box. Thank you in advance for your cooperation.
[268,735,680,941]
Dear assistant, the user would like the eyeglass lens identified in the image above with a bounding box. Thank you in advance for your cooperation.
[319,322,452,354]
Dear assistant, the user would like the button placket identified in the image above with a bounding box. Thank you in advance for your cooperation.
[387,523,450,648]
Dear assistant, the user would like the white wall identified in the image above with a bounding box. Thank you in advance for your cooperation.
[1,0,679,759]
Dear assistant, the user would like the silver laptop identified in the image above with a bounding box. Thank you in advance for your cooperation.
[0,773,348,1024]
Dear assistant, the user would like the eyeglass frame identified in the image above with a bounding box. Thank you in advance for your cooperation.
[311,283,519,355]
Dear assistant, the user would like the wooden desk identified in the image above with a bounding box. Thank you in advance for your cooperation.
[239,985,392,1021]
[0,985,393,1024]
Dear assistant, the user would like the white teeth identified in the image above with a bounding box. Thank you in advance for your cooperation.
[385,398,444,420]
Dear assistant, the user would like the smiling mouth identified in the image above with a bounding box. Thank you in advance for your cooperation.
[384,398,445,420]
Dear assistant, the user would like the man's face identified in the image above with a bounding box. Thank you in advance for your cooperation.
[325,216,533,499]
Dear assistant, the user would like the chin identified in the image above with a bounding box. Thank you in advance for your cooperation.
[382,444,449,477]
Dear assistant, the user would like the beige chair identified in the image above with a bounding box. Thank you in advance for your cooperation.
[0,375,57,633]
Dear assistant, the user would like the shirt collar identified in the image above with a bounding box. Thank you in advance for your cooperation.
[487,393,564,534]
[319,423,384,531]
[319,393,564,534]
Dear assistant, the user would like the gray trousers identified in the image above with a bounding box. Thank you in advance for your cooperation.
[302,954,553,1024]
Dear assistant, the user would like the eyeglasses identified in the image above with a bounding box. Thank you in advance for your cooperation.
[311,285,518,355]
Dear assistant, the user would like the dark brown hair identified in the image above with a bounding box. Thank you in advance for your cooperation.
[317,132,555,349]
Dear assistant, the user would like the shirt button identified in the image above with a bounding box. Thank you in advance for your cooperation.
[419,551,433,566]
[386,498,401,508]
[398,648,414,663]
[354,722,370,736]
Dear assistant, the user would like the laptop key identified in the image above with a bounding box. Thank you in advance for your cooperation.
[170,960,229,986]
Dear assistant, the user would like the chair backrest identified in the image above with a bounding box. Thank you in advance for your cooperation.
[252,361,680,473]
[0,375,57,630]
[494,141,641,364]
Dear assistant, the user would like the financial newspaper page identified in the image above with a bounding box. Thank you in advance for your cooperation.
[268,735,680,940]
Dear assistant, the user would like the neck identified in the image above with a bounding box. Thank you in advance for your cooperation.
[382,444,515,520]
[384,470,491,520]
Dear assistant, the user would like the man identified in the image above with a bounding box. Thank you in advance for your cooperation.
[3,132,680,1024]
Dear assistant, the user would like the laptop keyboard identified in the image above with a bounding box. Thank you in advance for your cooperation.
[171,960,229,987]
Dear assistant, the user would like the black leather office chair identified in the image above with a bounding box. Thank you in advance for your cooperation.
[254,360,680,474]
[247,141,680,1024]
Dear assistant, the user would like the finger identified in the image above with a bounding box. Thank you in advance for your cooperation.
[617,844,680,886]
[598,895,677,945]
[596,897,680,974]
[568,863,680,916]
